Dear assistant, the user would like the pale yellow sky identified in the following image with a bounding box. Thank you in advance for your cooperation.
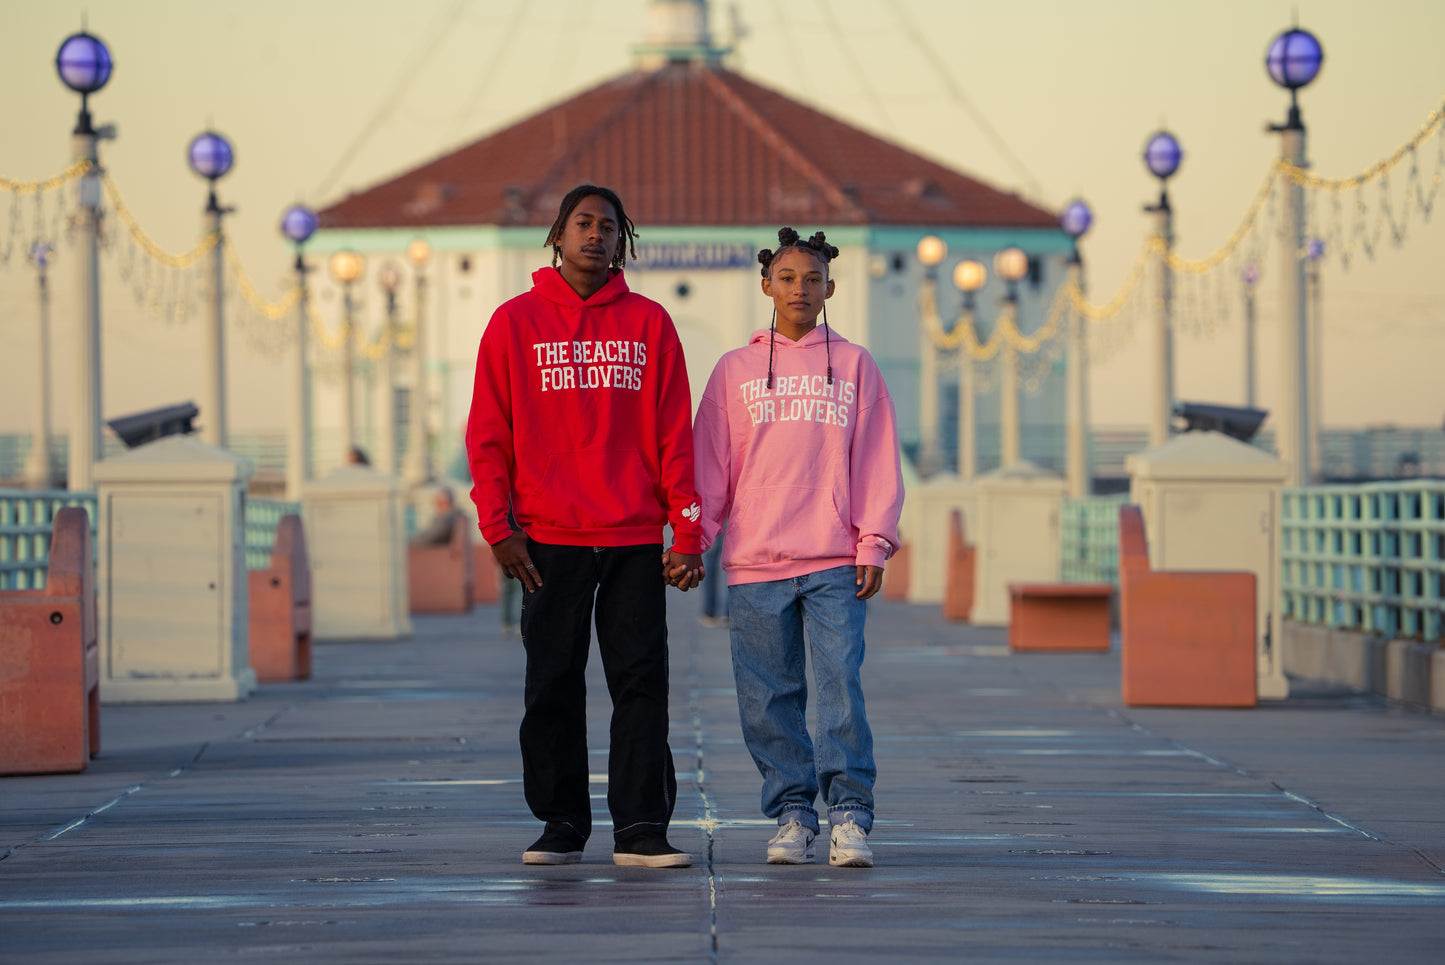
[1,0,1442,433]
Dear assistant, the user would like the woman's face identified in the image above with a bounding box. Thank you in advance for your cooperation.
[763,248,834,330]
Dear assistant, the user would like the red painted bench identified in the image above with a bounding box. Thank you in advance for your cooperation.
[409,516,474,614]
[1118,504,1257,707]
[0,507,100,774]
[943,509,976,622]
[248,514,312,683]
[1008,582,1114,652]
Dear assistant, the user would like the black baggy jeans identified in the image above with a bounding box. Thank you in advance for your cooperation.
[518,539,677,843]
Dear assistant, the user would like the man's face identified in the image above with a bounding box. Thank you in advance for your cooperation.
[558,195,620,275]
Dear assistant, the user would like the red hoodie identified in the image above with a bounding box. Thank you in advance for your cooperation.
[466,267,703,554]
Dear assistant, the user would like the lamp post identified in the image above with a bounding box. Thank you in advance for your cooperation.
[24,243,57,489]
[1306,237,1325,481]
[328,251,365,460]
[1143,130,1182,447]
[281,205,318,500]
[993,246,1030,469]
[55,29,113,491]
[915,235,947,475]
[1266,25,1324,485]
[1061,199,1093,497]
[375,262,403,476]
[952,259,986,482]
[401,238,433,487]
[1241,262,1260,409]
[188,130,235,448]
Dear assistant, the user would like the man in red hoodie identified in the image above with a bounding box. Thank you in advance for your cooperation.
[466,185,703,868]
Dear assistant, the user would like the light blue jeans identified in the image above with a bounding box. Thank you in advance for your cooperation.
[728,565,875,834]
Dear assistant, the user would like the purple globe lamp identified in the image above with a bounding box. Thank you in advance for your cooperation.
[1061,199,1093,265]
[281,204,319,276]
[188,131,235,214]
[1143,130,1183,212]
[55,31,112,134]
[281,205,319,247]
[1266,28,1324,129]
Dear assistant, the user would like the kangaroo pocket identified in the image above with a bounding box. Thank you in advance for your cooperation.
[728,486,854,567]
[523,449,661,531]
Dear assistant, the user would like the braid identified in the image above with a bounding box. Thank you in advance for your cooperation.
[544,184,639,270]
[758,226,840,277]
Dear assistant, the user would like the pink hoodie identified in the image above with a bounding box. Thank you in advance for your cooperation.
[694,325,905,585]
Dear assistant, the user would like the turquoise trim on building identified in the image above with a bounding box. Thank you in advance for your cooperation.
[312,223,1073,255]
[311,225,534,254]
[864,225,1074,255]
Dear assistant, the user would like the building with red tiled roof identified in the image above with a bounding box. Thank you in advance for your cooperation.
[313,0,1073,481]
[318,59,1058,234]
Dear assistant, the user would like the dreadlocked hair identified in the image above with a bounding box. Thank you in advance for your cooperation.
[757,227,839,277]
[758,227,841,389]
[543,184,639,271]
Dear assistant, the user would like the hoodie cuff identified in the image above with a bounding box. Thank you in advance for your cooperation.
[670,532,703,556]
[482,519,516,546]
[856,545,889,569]
[855,534,894,569]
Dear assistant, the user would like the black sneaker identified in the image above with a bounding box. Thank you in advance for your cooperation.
[613,832,692,868]
[522,823,585,865]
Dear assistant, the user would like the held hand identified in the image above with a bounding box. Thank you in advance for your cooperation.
[492,532,541,593]
[855,565,883,600]
[665,550,705,592]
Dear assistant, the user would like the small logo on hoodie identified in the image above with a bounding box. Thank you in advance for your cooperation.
[681,502,701,523]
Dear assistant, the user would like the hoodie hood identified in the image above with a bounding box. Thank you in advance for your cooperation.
[751,322,844,389]
[747,325,844,348]
[531,266,630,309]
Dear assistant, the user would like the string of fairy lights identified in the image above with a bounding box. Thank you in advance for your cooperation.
[915,94,1445,395]
[1,80,1440,395]
[0,162,414,370]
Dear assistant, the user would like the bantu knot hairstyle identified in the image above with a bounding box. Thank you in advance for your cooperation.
[757,227,840,277]
[758,227,841,389]
[544,184,639,270]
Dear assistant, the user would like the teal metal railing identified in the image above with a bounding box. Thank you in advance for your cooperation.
[245,498,301,570]
[2,490,300,583]
[1060,494,1128,586]
[1282,481,1445,642]
[0,489,98,590]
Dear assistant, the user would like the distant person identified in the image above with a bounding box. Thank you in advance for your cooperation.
[466,184,703,869]
[347,445,371,466]
[694,228,904,869]
[409,488,466,548]
[699,521,728,628]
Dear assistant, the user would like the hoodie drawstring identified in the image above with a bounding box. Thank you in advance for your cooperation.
[766,308,777,390]
[823,306,834,385]
[767,310,834,389]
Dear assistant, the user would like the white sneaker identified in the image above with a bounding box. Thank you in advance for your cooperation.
[829,813,873,868]
[766,820,816,864]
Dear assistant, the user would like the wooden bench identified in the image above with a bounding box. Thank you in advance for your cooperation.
[408,516,474,614]
[1008,582,1114,652]
[248,514,312,683]
[943,509,976,622]
[0,507,100,774]
[1118,504,1257,707]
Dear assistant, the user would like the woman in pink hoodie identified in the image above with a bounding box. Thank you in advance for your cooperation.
[694,228,904,868]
